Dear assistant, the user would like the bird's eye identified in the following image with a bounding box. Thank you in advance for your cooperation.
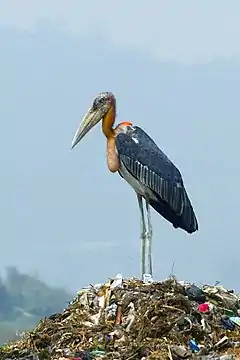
[93,96,105,109]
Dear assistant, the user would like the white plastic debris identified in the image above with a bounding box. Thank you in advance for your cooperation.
[105,303,117,320]
[110,273,123,289]
[125,302,136,332]
[229,316,240,327]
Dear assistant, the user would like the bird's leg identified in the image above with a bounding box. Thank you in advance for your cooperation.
[145,199,153,278]
[137,194,147,279]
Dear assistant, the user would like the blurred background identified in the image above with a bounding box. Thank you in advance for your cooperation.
[0,0,240,342]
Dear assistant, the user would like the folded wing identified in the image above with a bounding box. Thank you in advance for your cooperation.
[115,126,198,233]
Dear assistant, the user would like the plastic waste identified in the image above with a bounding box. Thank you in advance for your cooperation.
[2,276,240,360]
[186,284,206,303]
[229,316,240,327]
[124,302,135,332]
[214,336,229,349]
[189,339,200,352]
[221,316,235,330]
[199,302,210,313]
[110,273,123,289]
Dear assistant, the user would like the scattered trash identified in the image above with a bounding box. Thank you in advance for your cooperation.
[1,274,240,359]
[186,284,206,303]
[229,317,240,327]
[189,339,200,352]
[221,316,235,331]
[110,273,123,290]
[199,303,210,313]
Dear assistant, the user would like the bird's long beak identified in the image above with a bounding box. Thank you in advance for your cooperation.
[71,106,105,149]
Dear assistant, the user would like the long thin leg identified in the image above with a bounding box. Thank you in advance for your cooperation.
[145,198,153,276]
[137,194,146,279]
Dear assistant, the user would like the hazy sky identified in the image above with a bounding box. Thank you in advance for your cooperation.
[1,1,240,291]
[1,0,240,63]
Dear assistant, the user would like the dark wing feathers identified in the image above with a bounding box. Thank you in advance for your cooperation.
[115,126,184,214]
[115,126,198,233]
[120,154,184,216]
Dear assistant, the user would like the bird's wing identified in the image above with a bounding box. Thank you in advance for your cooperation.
[115,126,186,216]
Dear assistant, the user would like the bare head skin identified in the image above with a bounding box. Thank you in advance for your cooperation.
[71,92,116,149]
[71,93,134,173]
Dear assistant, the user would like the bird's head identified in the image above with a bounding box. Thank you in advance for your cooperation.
[71,92,115,149]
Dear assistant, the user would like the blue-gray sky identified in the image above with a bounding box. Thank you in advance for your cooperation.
[1,1,240,291]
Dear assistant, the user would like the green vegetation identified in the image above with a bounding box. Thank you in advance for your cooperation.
[0,266,72,345]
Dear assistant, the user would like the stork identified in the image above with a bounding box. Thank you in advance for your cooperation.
[71,92,198,282]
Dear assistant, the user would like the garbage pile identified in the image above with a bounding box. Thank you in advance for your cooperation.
[1,274,240,360]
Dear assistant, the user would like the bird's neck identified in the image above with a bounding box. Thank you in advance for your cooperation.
[102,103,116,139]
[102,101,120,172]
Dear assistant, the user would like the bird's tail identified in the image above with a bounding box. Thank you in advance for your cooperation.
[150,189,198,234]
[179,188,198,234]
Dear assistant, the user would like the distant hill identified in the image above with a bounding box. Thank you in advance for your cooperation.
[0,266,72,345]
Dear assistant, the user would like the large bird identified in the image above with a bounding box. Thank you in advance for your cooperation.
[71,92,198,282]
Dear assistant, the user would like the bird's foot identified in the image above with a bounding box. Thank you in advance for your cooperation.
[142,273,154,284]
